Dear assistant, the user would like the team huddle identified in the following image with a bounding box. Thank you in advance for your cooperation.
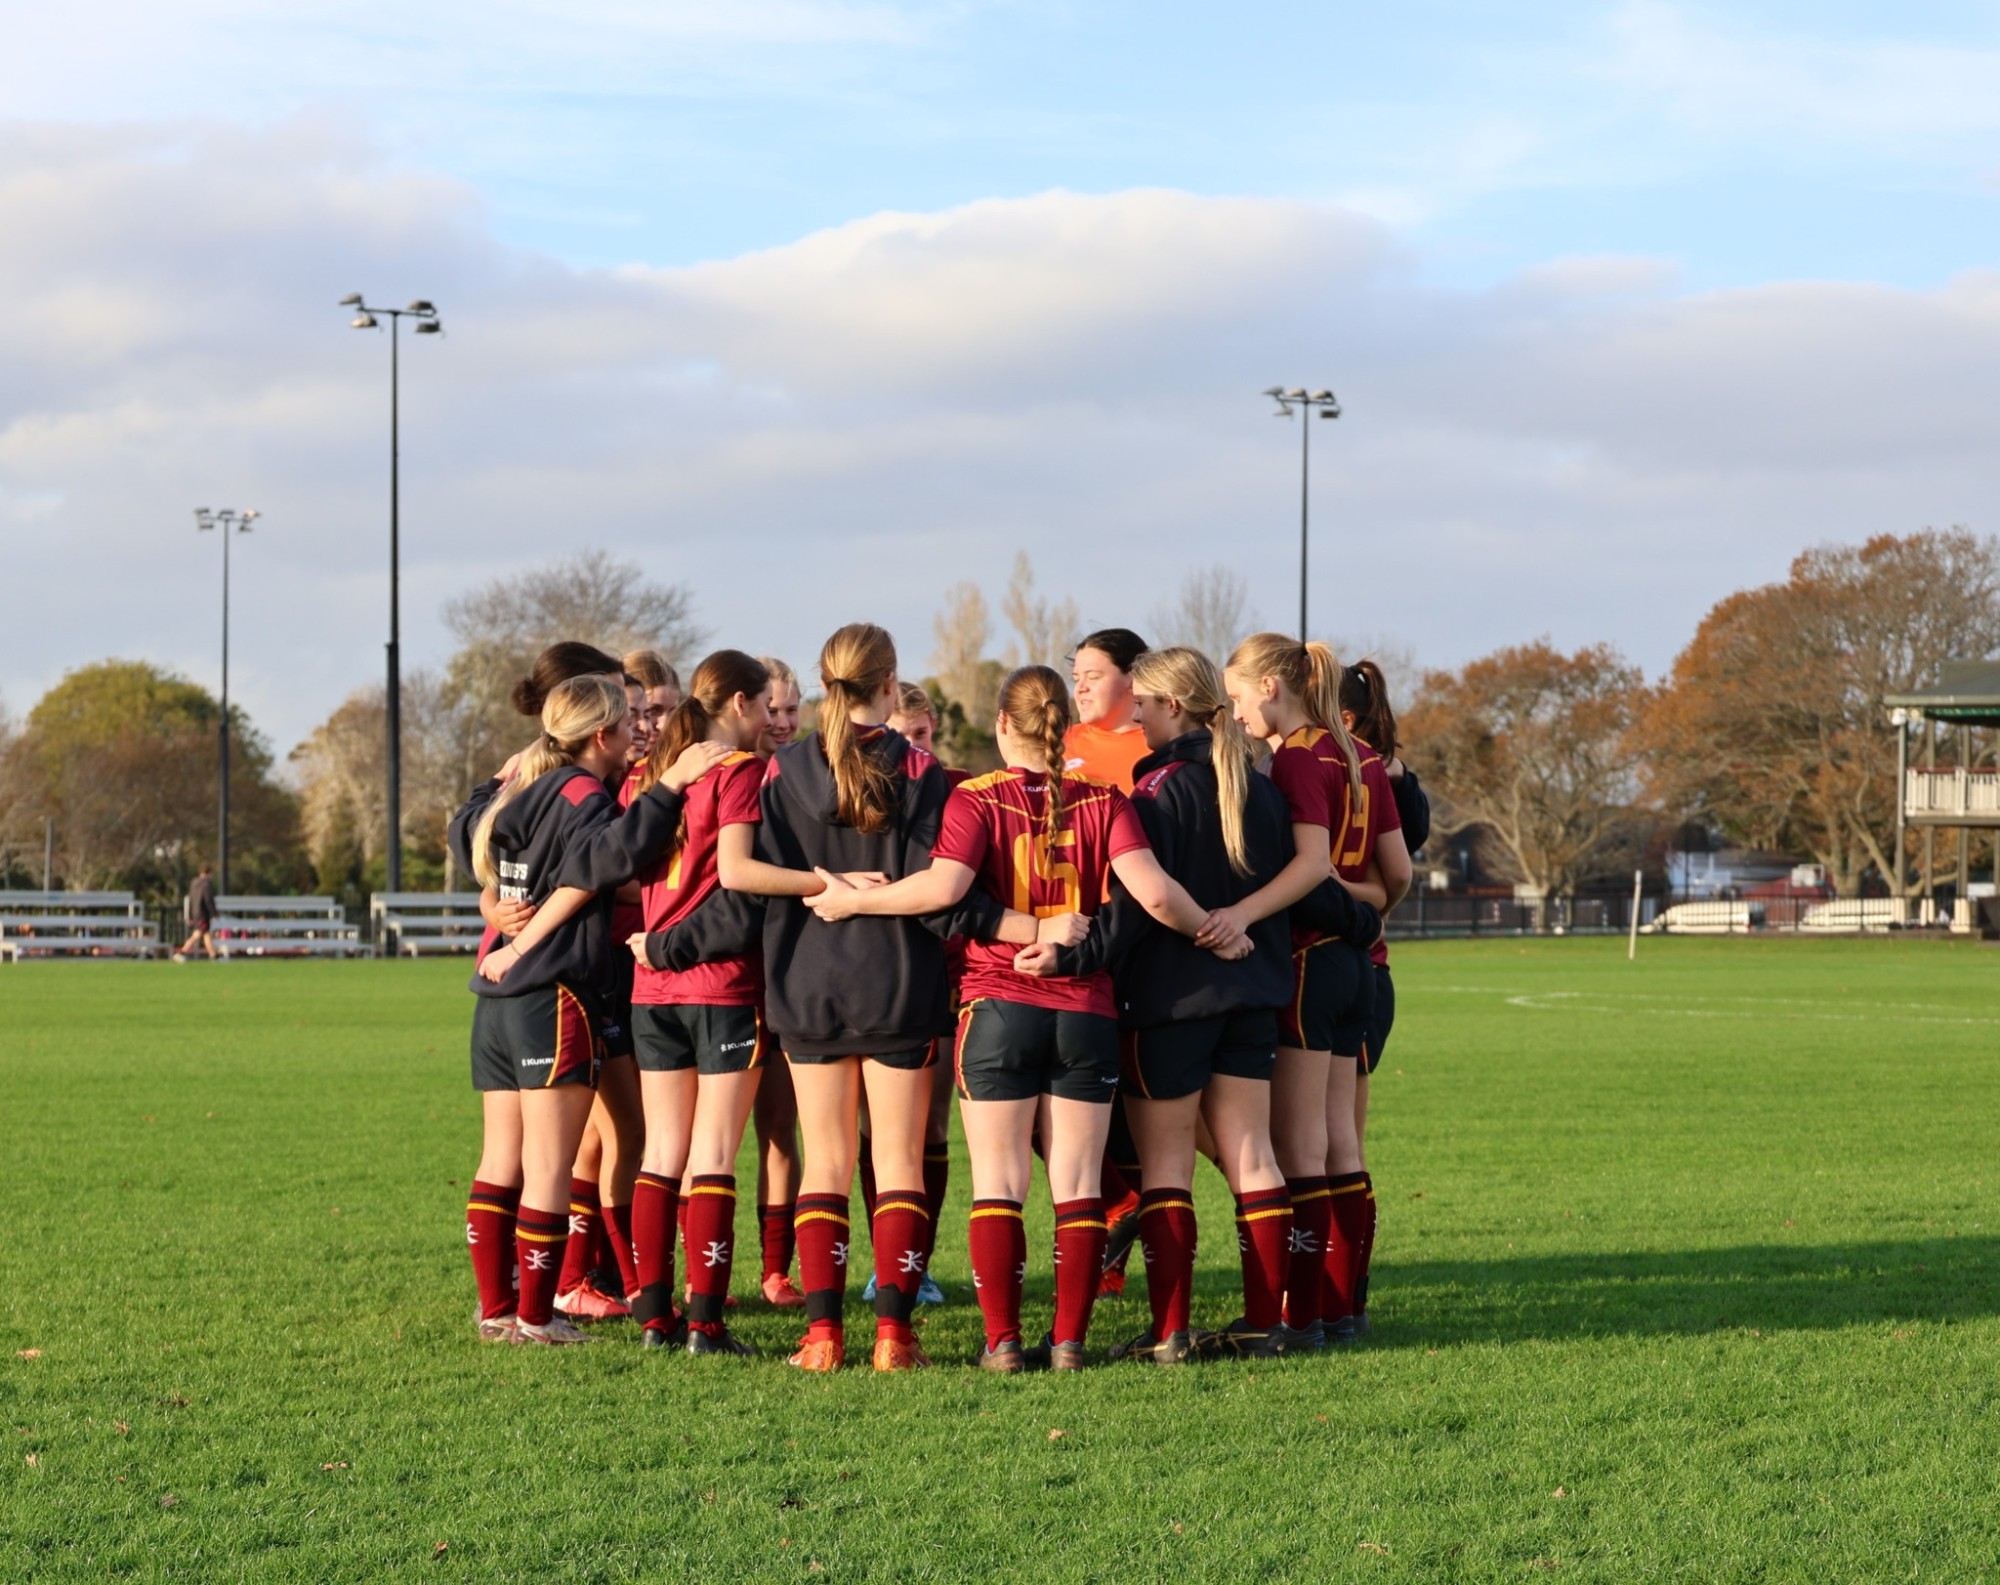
[449,620,1425,1371]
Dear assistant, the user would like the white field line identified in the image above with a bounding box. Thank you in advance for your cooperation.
[1426,985,2000,1028]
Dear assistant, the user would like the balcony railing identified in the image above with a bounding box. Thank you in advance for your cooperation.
[1904,767,2000,820]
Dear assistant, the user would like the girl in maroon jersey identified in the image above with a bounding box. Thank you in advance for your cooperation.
[1332,659,1416,1335]
[810,665,1226,1370]
[615,649,781,1356]
[450,676,725,1345]
[1196,633,1386,1350]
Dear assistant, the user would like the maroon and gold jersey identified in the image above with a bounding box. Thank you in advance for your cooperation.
[1343,747,1401,967]
[933,767,1151,1017]
[1266,723,1394,952]
[632,752,764,1007]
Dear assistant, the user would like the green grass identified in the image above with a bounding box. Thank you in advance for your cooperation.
[3,937,1998,1581]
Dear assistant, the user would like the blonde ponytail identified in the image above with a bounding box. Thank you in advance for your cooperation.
[1227,631,1362,797]
[471,675,627,888]
[998,665,1073,846]
[817,623,900,835]
[1131,646,1255,875]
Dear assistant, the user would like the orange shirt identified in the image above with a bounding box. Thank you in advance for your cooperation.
[1062,721,1149,793]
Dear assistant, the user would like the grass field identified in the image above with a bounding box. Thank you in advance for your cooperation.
[3,937,1998,1582]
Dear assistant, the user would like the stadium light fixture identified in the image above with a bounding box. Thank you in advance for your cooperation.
[1264,385,1342,639]
[338,293,443,893]
[192,506,262,893]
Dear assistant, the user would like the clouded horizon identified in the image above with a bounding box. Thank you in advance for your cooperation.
[4,3,1996,758]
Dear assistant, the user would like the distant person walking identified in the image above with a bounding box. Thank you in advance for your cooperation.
[175,865,219,961]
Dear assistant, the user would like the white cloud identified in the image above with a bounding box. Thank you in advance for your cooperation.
[3,119,1997,758]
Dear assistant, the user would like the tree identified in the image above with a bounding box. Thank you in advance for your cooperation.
[1636,529,2000,896]
[1000,551,1079,672]
[1149,565,1258,665]
[1403,640,1648,906]
[439,548,708,794]
[291,671,468,898]
[928,581,1004,766]
[0,660,303,895]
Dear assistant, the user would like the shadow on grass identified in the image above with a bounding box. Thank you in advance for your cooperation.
[1182,1235,2000,1347]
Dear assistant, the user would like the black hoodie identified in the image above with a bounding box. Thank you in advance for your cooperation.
[445,767,686,1001]
[1054,731,1381,1026]
[753,725,968,1057]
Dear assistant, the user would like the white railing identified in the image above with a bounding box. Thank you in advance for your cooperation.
[1905,767,2000,819]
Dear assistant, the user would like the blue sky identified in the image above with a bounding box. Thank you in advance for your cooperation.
[2,2,1997,751]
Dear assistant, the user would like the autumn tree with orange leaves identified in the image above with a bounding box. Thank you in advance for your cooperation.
[1403,640,1648,901]
[1635,529,2000,897]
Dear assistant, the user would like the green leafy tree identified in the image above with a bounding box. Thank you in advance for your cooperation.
[2,659,305,895]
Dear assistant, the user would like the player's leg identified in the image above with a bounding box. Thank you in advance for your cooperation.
[1120,1089,1200,1363]
[857,1052,935,1369]
[468,1090,524,1338]
[593,1055,645,1304]
[1350,963,1393,1330]
[785,1054,862,1370]
[918,1062,953,1303]
[955,1001,1039,1371]
[515,1080,599,1342]
[1033,1009,1122,1367]
[1319,954,1375,1341]
[629,1006,696,1345]
[681,1055,764,1356]
[753,1054,804,1306]
[554,1115,609,1315]
[1112,1020,1208,1364]
[1205,1030,1291,1353]
[959,1092,1037,1368]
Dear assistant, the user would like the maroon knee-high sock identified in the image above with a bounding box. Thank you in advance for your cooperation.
[795,1192,851,1345]
[1138,1187,1197,1341]
[1355,1172,1378,1316]
[676,1190,690,1271]
[514,1206,569,1327]
[870,1189,930,1343]
[921,1146,951,1268]
[602,1200,639,1300]
[1234,1187,1292,1331]
[557,1175,600,1295]
[760,1202,796,1282]
[1283,1177,1331,1329]
[683,1175,737,1335]
[630,1171,680,1333]
[1052,1198,1108,1346]
[466,1180,520,1321]
[1323,1171,1369,1323]
[969,1199,1026,1350]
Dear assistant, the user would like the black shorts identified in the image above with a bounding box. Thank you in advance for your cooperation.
[1362,964,1394,1076]
[783,1045,936,1070]
[631,1003,771,1075]
[1121,1009,1279,1101]
[953,998,1120,1104]
[471,984,601,1092]
[1279,939,1374,1059]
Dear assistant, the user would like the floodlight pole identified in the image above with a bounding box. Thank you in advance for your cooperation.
[1264,387,1341,639]
[195,507,259,892]
[340,294,441,893]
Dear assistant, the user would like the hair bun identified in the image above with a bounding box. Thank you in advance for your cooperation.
[510,677,542,715]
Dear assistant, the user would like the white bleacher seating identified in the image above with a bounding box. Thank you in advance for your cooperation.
[1646,900,1759,935]
[1799,898,1905,934]
[0,891,158,961]
[370,892,487,956]
[212,896,368,958]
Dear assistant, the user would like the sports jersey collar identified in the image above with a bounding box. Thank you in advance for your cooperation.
[1131,729,1211,783]
[1281,723,1325,750]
